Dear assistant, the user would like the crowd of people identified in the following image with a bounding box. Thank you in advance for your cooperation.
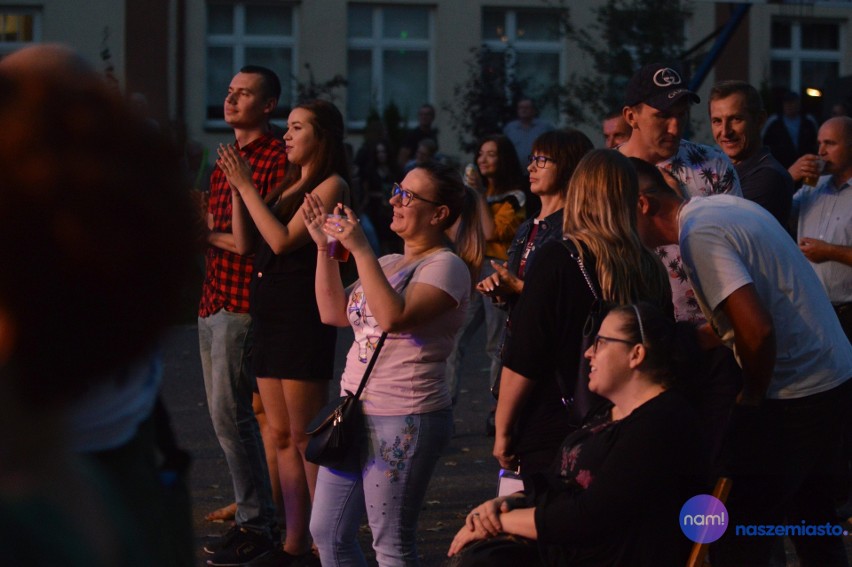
[197,60,852,567]
[2,40,850,567]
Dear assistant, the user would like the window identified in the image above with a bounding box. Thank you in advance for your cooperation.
[0,8,41,57]
[481,7,566,123]
[346,4,433,127]
[770,20,841,94]
[206,2,296,125]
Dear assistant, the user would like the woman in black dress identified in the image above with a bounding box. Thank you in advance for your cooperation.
[218,99,349,562]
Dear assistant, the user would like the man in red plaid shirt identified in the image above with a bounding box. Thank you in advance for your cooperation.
[199,65,286,565]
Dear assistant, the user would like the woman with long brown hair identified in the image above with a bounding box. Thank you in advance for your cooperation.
[447,134,526,403]
[217,98,349,563]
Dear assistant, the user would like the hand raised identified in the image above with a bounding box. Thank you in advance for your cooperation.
[216,144,254,193]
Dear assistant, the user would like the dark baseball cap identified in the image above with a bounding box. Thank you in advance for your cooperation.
[624,63,700,110]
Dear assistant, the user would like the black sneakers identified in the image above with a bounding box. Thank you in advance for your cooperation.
[206,527,275,566]
[203,524,241,555]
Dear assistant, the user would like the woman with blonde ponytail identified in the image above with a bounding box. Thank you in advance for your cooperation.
[493,149,671,479]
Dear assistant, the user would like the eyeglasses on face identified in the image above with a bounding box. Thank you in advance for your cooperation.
[528,154,555,168]
[592,334,636,354]
[391,183,442,207]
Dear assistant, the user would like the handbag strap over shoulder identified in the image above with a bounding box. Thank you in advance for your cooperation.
[351,261,421,400]
[559,238,599,300]
[555,238,607,421]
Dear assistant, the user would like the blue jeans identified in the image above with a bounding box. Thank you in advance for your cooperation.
[198,310,275,536]
[310,408,453,567]
[447,259,508,400]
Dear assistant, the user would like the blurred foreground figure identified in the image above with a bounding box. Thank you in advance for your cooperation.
[0,44,194,566]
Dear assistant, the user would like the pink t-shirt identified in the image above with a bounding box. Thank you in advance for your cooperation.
[340,250,470,416]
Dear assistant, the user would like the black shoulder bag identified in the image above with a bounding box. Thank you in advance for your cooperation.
[305,266,418,472]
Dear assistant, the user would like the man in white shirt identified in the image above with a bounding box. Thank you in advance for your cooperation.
[631,162,852,566]
[792,116,852,342]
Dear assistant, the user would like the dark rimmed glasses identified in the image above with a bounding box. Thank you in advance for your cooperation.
[391,183,442,207]
[528,154,555,168]
[592,335,636,354]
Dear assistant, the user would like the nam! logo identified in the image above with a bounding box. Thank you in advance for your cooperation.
[680,494,728,544]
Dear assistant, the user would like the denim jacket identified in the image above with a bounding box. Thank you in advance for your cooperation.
[506,208,564,280]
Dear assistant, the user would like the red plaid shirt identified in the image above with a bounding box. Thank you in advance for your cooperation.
[199,131,286,317]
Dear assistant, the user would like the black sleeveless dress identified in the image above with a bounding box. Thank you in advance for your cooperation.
[249,237,336,380]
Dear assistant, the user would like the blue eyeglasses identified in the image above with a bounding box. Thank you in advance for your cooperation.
[391,183,443,207]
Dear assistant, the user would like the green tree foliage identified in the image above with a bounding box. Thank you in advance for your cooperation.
[443,45,527,154]
[562,0,691,127]
[295,63,348,104]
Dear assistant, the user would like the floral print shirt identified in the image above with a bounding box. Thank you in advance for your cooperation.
[658,140,742,323]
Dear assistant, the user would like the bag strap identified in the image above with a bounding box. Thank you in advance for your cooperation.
[555,238,603,405]
[560,238,599,300]
[351,262,420,400]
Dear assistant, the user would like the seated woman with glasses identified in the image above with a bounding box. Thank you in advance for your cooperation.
[301,162,484,566]
[493,149,672,479]
[448,302,708,567]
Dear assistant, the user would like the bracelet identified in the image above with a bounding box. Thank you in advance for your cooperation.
[316,248,328,253]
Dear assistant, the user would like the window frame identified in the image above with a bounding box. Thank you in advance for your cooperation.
[0,7,42,57]
[769,18,843,94]
[346,4,435,130]
[480,7,567,123]
[205,1,298,130]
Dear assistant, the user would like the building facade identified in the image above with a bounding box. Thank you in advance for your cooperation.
[2,0,850,159]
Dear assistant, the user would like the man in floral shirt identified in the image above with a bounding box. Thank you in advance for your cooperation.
[618,64,743,464]
[618,62,741,323]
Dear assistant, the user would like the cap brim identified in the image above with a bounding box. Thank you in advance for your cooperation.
[646,89,700,111]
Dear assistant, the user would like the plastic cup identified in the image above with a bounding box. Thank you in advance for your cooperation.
[326,214,351,262]
[803,158,824,187]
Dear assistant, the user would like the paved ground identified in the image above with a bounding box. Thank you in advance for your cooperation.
[160,323,852,567]
[159,323,498,567]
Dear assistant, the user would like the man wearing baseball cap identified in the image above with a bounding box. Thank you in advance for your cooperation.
[619,63,744,470]
[619,62,742,323]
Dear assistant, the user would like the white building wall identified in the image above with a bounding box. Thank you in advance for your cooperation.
[12,0,126,85]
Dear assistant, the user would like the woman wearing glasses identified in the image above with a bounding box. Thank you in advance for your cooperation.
[301,162,483,566]
[477,130,593,312]
[475,130,593,433]
[447,134,525,404]
[493,149,672,478]
[448,303,707,567]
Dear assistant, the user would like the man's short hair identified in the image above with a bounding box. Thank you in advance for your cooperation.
[629,157,681,198]
[709,80,764,119]
[604,109,624,121]
[240,65,281,102]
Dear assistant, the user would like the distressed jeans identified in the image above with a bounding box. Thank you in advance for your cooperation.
[310,408,453,567]
[198,310,275,536]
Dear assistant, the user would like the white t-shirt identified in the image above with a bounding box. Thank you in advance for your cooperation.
[679,194,852,399]
[341,250,470,415]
